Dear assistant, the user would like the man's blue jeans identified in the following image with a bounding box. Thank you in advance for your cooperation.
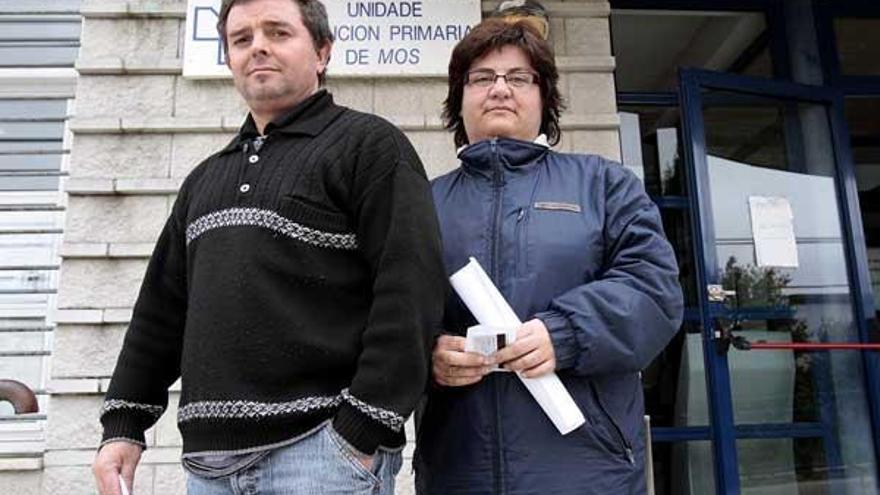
[186,422,403,494]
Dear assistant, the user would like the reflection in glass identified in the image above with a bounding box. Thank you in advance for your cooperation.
[652,440,715,495]
[618,105,687,197]
[834,17,880,77]
[738,437,877,494]
[612,10,768,92]
[849,97,880,315]
[700,90,878,492]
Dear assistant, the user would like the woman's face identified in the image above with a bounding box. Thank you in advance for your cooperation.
[461,45,543,145]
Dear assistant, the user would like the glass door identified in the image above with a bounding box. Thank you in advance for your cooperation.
[679,68,880,494]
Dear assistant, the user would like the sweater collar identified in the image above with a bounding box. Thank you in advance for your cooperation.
[457,136,550,178]
[220,90,344,154]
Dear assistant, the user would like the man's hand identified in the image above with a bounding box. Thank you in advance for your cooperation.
[432,334,494,387]
[493,319,556,378]
[354,451,374,472]
[93,441,142,495]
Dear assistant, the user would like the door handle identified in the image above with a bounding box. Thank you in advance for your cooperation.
[707,284,736,303]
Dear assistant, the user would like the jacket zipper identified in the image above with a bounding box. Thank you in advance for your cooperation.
[590,383,635,465]
[488,139,505,495]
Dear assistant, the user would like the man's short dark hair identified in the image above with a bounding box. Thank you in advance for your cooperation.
[217,0,334,84]
[442,18,563,148]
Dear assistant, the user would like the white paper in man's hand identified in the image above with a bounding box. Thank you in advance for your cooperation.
[450,257,586,435]
[118,474,130,495]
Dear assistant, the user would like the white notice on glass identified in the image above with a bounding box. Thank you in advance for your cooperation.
[748,196,798,268]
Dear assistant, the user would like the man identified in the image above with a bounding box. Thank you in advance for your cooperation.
[91,0,445,493]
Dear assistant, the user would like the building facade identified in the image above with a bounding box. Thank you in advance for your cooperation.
[0,0,878,494]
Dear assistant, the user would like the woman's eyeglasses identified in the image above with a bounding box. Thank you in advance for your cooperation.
[465,69,539,89]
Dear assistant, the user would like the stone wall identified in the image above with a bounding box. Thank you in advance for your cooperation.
[41,1,618,493]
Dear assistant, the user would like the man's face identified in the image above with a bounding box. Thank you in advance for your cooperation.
[225,0,330,118]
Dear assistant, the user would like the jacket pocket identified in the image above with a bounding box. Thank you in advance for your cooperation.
[278,195,352,233]
[589,382,635,465]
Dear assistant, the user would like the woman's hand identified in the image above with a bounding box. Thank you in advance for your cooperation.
[493,319,556,378]
[433,335,494,387]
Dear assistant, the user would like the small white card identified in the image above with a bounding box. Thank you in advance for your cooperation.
[465,325,517,372]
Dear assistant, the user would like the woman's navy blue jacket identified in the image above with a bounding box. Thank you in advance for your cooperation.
[415,138,684,495]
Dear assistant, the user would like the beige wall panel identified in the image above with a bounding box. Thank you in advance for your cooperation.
[70,134,172,179]
[46,396,103,450]
[569,129,621,160]
[75,76,175,119]
[564,17,611,55]
[42,465,154,495]
[153,464,187,495]
[65,196,167,244]
[405,130,458,179]
[373,79,447,127]
[58,259,147,309]
[80,18,181,60]
[173,79,248,120]
[566,72,617,115]
[325,79,375,113]
[170,133,236,179]
[153,395,182,448]
[0,472,41,495]
[51,325,127,378]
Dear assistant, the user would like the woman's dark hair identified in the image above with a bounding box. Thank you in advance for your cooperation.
[443,18,564,148]
[216,0,334,84]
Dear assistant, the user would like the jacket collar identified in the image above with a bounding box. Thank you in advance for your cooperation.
[220,90,344,154]
[458,136,550,178]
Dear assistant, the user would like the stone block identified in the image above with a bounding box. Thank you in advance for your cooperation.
[104,308,134,324]
[0,471,41,495]
[107,242,155,258]
[55,309,104,324]
[58,258,147,309]
[569,129,621,160]
[75,75,175,119]
[42,465,154,495]
[324,79,374,113]
[51,325,126,379]
[373,79,447,128]
[548,18,566,55]
[564,17,611,56]
[115,177,181,194]
[173,78,247,120]
[80,18,181,61]
[396,472,416,495]
[69,134,172,178]
[65,178,115,194]
[153,393,181,448]
[49,378,102,394]
[566,72,617,116]
[61,242,108,258]
[65,195,168,244]
[405,130,457,180]
[46,396,104,450]
[170,133,236,178]
[153,463,187,495]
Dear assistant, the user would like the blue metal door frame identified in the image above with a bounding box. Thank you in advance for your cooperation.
[678,67,880,494]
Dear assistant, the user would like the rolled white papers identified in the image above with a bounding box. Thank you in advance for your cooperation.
[449,257,586,435]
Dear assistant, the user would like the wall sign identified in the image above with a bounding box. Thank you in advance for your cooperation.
[183,0,481,79]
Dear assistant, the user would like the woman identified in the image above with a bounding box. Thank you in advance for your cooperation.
[415,19,683,495]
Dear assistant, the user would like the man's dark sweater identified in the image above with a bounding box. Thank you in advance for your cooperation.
[99,90,446,456]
